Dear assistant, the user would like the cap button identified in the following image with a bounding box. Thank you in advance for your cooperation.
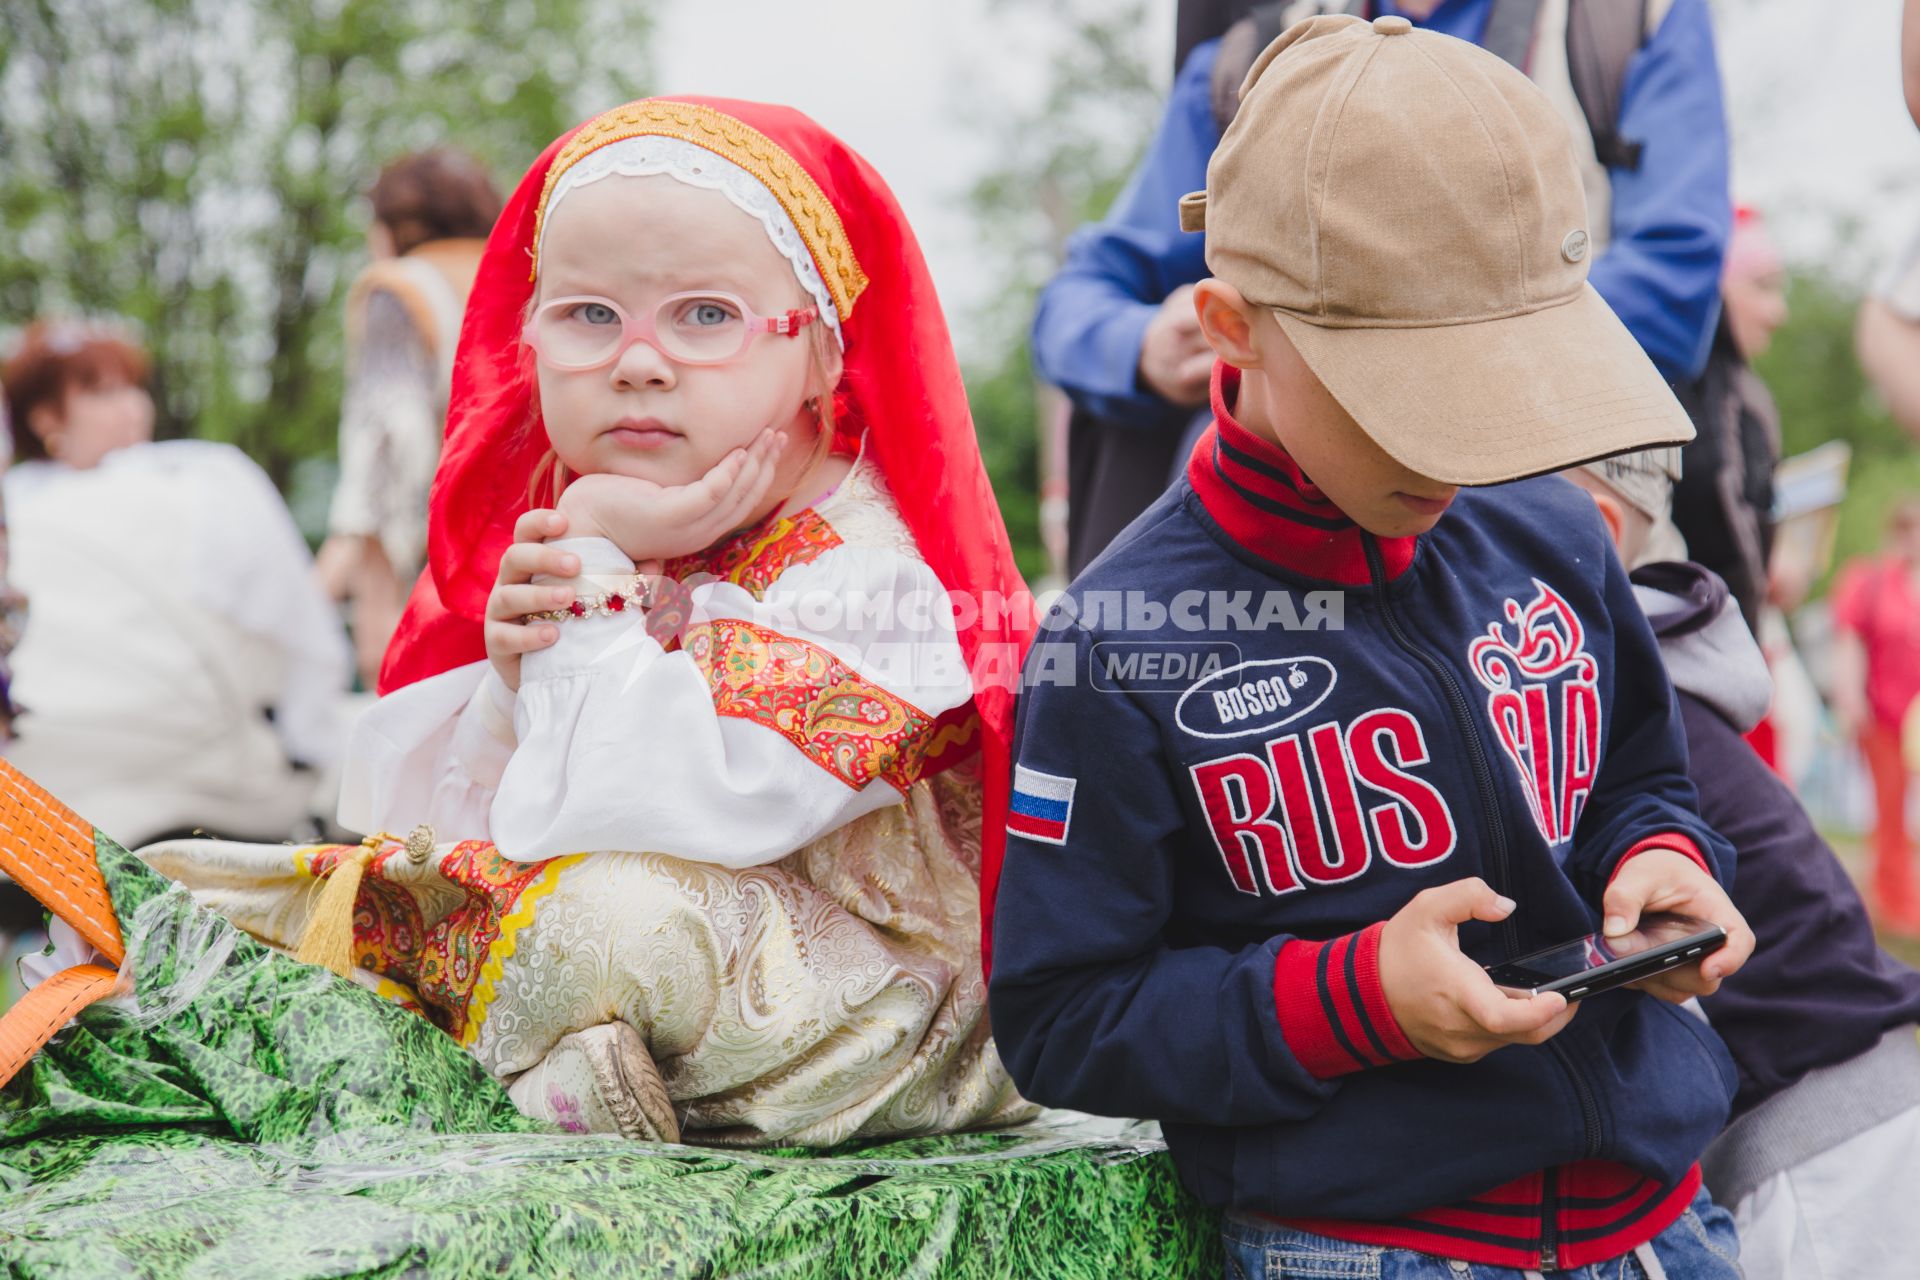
[1372,14,1413,34]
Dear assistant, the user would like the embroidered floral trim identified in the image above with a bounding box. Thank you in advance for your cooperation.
[684,617,934,794]
[663,507,844,602]
[302,841,582,1044]
[532,101,868,321]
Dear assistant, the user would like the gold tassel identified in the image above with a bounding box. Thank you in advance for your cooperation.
[293,825,434,979]
[294,837,381,977]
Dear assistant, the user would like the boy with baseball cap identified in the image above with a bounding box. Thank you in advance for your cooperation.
[989,14,1754,1277]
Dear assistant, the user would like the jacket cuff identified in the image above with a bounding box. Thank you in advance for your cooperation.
[1608,833,1713,885]
[1272,922,1421,1079]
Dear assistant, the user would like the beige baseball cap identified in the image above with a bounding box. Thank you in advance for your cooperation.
[1178,14,1695,485]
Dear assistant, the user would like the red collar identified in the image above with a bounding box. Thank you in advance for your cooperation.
[1184,363,1416,587]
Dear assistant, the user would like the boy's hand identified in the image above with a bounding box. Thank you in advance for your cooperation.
[1379,878,1577,1063]
[556,427,786,563]
[485,509,579,692]
[1602,847,1755,1002]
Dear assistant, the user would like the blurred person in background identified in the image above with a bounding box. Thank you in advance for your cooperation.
[1860,0,1920,438]
[1034,0,1732,575]
[1856,216,1920,446]
[313,148,501,686]
[1671,204,1784,637]
[1,319,351,846]
[1829,498,1920,935]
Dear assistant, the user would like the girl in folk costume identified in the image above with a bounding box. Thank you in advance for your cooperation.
[133,98,1038,1147]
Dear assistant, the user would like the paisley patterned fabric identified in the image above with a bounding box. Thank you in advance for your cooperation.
[685,616,935,793]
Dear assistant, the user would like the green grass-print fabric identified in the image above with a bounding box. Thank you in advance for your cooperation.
[0,836,1221,1278]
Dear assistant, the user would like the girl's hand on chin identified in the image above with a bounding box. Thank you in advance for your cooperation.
[556,426,787,562]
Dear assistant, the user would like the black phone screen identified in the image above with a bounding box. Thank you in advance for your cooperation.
[1488,913,1724,993]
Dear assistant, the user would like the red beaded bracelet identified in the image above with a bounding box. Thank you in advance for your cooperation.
[524,574,654,624]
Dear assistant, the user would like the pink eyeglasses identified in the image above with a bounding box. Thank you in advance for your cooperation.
[523,291,819,370]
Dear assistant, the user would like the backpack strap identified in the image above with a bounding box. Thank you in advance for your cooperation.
[0,760,126,1090]
[1565,0,1654,171]
[1211,3,1297,132]
[1177,0,1245,78]
[1481,0,1545,71]
[1212,0,1364,133]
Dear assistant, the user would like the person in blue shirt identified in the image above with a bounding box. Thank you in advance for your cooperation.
[1036,0,1732,573]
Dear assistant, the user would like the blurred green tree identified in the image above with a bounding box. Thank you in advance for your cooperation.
[0,0,653,496]
[960,0,1165,584]
[1754,267,1920,590]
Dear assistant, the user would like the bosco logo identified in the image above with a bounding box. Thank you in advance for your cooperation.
[1175,657,1337,740]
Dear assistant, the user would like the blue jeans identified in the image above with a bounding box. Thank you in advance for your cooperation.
[1222,1188,1742,1279]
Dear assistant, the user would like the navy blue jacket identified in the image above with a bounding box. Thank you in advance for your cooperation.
[989,372,1738,1268]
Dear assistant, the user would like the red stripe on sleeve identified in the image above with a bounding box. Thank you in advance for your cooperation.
[1273,924,1421,1079]
[1349,921,1420,1062]
[1608,833,1713,884]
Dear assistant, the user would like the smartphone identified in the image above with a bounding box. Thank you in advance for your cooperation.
[1483,913,1728,1000]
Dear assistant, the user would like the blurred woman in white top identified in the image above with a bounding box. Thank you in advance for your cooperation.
[0,319,351,844]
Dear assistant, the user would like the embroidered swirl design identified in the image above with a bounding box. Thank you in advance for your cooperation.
[1467,578,1598,693]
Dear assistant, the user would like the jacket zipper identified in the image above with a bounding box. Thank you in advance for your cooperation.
[1362,535,1518,954]
[1364,535,1607,1267]
[1540,1166,1559,1271]
[1552,1037,1605,1160]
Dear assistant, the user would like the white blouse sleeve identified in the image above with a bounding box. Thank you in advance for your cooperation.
[336,659,518,840]
[489,534,972,867]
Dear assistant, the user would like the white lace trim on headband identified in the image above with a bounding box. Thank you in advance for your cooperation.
[540,135,842,343]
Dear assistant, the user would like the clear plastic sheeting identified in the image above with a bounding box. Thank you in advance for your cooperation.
[0,1118,1217,1279]
[0,834,1220,1278]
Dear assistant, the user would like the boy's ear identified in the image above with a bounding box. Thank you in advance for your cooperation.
[1193,279,1261,369]
[1587,488,1627,553]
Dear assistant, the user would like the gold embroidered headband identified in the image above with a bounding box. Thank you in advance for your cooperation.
[529,100,869,326]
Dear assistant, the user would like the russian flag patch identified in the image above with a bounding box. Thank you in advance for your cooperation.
[1008,765,1076,845]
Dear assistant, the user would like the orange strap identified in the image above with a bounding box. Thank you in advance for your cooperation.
[0,760,126,1088]
[0,963,118,1089]
[0,762,123,965]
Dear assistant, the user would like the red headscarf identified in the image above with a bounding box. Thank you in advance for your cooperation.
[379,98,1032,969]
